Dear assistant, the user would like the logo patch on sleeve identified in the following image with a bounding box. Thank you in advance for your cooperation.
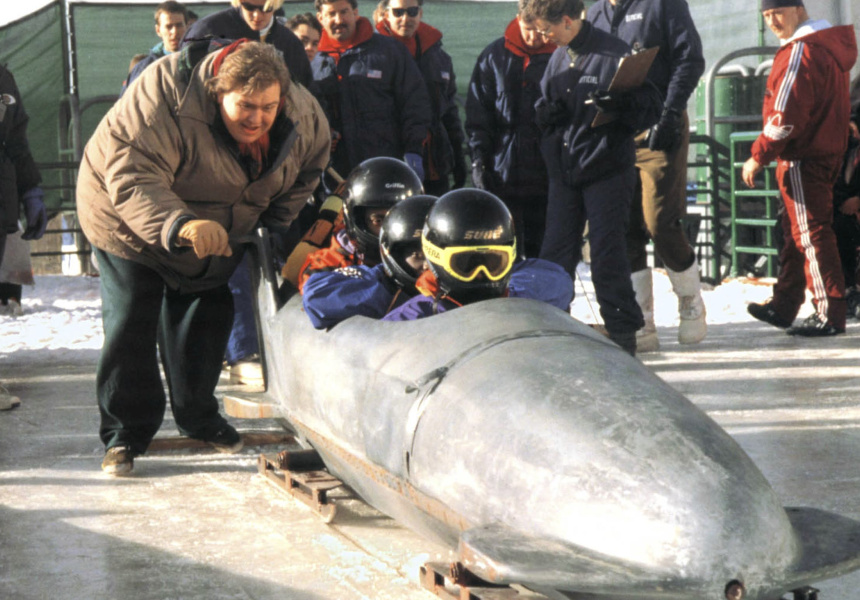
[763,113,794,141]
[335,266,364,279]
[367,69,383,79]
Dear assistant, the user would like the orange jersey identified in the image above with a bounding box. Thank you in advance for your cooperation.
[297,227,357,293]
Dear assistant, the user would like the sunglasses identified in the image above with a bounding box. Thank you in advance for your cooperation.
[240,2,274,13]
[422,239,516,282]
[389,6,420,17]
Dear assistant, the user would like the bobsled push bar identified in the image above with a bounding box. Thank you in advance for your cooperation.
[257,448,348,523]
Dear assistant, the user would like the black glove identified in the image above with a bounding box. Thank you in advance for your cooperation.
[471,159,495,192]
[452,145,467,190]
[648,108,683,152]
[587,89,635,114]
[535,99,569,131]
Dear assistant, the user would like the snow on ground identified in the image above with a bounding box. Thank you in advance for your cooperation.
[0,274,103,362]
[0,267,815,363]
[569,263,814,328]
[569,264,790,326]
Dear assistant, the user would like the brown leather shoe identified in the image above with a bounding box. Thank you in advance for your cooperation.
[102,446,135,476]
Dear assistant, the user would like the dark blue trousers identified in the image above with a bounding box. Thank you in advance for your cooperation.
[225,255,258,365]
[94,248,234,454]
[540,169,644,335]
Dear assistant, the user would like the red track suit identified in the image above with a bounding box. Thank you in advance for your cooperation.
[750,21,857,329]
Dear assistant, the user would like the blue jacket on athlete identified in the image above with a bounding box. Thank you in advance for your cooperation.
[311,17,431,179]
[538,20,662,187]
[303,263,415,329]
[587,0,704,115]
[183,6,312,87]
[382,258,574,321]
[465,19,555,200]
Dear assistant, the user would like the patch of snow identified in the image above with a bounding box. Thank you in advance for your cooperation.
[570,264,815,326]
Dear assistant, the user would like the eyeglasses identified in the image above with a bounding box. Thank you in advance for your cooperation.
[422,239,516,282]
[240,2,274,13]
[534,25,553,37]
[389,6,420,18]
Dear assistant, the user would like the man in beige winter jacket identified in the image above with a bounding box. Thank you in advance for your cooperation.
[77,41,330,475]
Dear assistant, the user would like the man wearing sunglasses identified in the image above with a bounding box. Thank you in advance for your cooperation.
[383,189,573,321]
[376,0,468,196]
[184,0,312,87]
[311,0,431,186]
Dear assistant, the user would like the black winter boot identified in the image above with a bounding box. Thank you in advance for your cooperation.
[608,330,637,356]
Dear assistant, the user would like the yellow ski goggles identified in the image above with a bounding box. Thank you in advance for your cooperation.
[422,238,516,282]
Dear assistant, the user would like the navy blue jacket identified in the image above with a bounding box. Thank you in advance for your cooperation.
[121,44,166,96]
[587,0,704,115]
[303,263,412,329]
[377,22,464,183]
[414,34,464,182]
[183,7,311,87]
[538,21,662,187]
[465,29,552,201]
[311,20,431,178]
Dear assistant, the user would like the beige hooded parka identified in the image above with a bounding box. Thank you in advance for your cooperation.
[77,48,330,292]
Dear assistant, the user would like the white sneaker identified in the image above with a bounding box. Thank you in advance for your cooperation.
[7,299,23,317]
[667,259,707,345]
[631,269,660,352]
[0,384,21,411]
[678,294,707,344]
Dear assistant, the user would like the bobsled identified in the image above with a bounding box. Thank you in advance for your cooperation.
[243,230,860,600]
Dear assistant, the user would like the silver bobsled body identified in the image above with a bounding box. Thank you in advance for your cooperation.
[246,232,860,600]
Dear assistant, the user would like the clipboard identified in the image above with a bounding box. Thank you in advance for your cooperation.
[591,46,659,128]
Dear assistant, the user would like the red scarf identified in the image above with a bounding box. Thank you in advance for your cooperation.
[375,20,442,58]
[503,18,556,73]
[415,270,440,298]
[318,17,375,65]
[212,38,280,177]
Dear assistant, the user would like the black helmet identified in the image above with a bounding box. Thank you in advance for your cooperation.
[342,157,424,261]
[380,195,437,290]
[422,189,516,302]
